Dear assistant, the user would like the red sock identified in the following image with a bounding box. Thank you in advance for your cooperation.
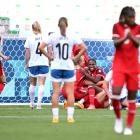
[126,102,136,128]
[112,99,121,119]
[88,87,95,106]
[0,82,5,94]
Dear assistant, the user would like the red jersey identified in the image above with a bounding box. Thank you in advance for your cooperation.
[112,22,140,73]
[83,67,105,81]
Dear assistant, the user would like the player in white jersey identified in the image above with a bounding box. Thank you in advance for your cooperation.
[24,21,49,109]
[39,17,87,123]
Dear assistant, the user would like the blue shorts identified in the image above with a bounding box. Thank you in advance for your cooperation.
[51,69,75,82]
[120,96,127,103]
[29,66,49,77]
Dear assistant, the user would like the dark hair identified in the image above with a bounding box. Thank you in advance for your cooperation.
[88,58,96,64]
[119,6,135,20]
[58,17,68,27]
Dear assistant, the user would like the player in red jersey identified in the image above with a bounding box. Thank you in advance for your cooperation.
[62,58,110,109]
[0,35,10,94]
[75,58,109,109]
[111,6,140,135]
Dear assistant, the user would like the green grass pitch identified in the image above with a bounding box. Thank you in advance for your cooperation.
[0,106,140,140]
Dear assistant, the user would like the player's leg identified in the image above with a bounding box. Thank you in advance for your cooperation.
[112,86,123,134]
[29,76,37,108]
[51,81,61,123]
[64,81,75,122]
[61,85,68,109]
[112,70,125,134]
[63,70,75,123]
[87,86,96,109]
[123,73,138,135]
[124,91,137,135]
[36,66,49,109]
[37,76,46,109]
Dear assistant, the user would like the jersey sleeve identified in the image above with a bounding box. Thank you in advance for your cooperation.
[112,23,120,38]
[135,25,140,38]
[24,38,30,49]
[96,68,105,80]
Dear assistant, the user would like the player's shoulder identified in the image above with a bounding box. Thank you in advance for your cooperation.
[95,67,104,74]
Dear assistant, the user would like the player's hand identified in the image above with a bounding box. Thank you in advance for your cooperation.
[124,28,131,38]
[3,56,10,61]
[47,52,54,61]
[26,63,29,69]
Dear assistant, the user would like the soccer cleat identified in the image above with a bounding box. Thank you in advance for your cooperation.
[123,128,133,135]
[87,105,95,110]
[109,105,114,110]
[52,117,59,123]
[29,103,34,109]
[114,118,123,134]
[63,100,68,109]
[67,118,75,123]
[36,105,42,110]
[74,102,84,109]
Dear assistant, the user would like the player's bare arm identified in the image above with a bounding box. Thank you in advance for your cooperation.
[39,42,54,61]
[72,43,87,64]
[112,36,128,48]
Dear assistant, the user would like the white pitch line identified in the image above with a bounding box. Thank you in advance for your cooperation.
[0,114,140,119]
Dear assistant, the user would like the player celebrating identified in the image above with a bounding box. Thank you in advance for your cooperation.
[24,21,50,109]
[39,17,87,123]
[0,35,10,94]
[112,6,140,135]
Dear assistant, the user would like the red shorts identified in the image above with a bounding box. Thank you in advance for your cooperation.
[0,62,4,76]
[112,70,139,91]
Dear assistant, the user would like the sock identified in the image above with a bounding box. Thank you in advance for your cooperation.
[29,85,36,105]
[37,85,45,106]
[88,87,95,106]
[126,101,136,128]
[112,99,121,119]
[0,82,5,94]
[79,98,84,104]
[52,108,59,118]
[67,107,74,119]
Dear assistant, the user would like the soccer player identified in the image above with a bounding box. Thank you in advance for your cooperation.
[62,58,109,109]
[112,6,140,135]
[96,69,128,110]
[39,17,87,123]
[24,21,50,109]
[0,35,10,94]
[75,59,109,109]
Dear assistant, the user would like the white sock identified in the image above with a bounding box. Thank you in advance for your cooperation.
[79,98,84,104]
[52,108,59,118]
[37,85,45,106]
[67,107,74,119]
[29,85,36,105]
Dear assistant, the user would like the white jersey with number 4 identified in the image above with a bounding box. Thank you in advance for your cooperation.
[24,33,49,67]
[43,32,83,70]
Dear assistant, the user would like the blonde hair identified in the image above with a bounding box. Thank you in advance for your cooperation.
[32,21,42,33]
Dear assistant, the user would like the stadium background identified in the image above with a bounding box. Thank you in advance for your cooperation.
[0,0,140,104]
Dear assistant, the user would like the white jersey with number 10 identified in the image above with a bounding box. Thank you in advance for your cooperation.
[44,33,83,70]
